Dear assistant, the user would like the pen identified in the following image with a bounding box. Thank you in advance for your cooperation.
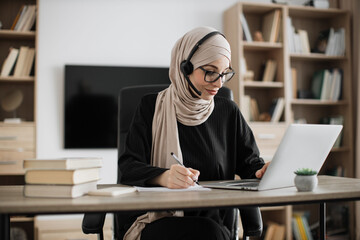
[170,152,199,185]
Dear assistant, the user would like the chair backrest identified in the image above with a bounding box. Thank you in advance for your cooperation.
[117,84,169,161]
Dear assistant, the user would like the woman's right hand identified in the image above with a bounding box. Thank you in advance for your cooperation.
[151,164,200,189]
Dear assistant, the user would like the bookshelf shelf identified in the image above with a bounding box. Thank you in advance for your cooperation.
[224,2,354,239]
[331,147,350,153]
[243,41,283,50]
[290,53,347,61]
[0,76,35,82]
[244,81,283,88]
[291,99,348,106]
[0,30,36,39]
[288,6,347,18]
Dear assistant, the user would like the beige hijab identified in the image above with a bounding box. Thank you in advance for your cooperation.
[123,26,231,240]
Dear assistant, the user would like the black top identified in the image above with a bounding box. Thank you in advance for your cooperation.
[116,93,265,236]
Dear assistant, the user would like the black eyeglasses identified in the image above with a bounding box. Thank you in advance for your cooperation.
[199,66,235,83]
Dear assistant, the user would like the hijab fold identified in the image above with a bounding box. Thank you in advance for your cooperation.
[123,26,231,240]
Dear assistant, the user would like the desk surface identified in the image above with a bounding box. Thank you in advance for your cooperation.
[1,176,360,215]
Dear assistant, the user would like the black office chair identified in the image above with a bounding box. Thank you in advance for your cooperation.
[82,84,263,240]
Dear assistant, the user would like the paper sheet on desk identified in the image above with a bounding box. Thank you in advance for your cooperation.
[135,185,211,192]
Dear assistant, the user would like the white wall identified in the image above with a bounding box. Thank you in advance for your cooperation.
[37,0,270,184]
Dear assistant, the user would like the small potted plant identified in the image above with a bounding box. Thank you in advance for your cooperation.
[294,168,318,192]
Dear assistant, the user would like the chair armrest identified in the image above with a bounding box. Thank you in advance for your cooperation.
[82,213,106,234]
[239,207,263,237]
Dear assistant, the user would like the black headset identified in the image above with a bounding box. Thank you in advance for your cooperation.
[180,31,225,96]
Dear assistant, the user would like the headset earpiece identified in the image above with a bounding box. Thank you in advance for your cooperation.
[180,60,193,76]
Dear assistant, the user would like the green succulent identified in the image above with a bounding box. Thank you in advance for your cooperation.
[294,168,317,176]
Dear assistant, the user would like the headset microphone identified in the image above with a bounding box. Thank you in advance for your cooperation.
[180,31,225,97]
[180,61,202,96]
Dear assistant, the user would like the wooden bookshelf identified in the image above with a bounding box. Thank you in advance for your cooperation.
[0,1,37,239]
[224,2,354,239]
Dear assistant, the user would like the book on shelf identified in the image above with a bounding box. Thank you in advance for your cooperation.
[291,68,297,99]
[88,186,137,197]
[13,46,29,77]
[313,28,345,56]
[24,181,97,198]
[325,166,344,177]
[298,29,311,53]
[264,222,285,240]
[22,48,35,76]
[243,95,259,122]
[13,5,36,32]
[0,48,19,77]
[261,9,281,43]
[11,5,25,30]
[264,222,277,240]
[24,157,103,170]
[262,59,277,82]
[240,13,252,42]
[320,115,343,147]
[292,212,313,240]
[25,168,101,185]
[311,69,342,101]
[250,98,260,121]
[270,98,285,122]
[286,17,296,53]
[325,28,345,56]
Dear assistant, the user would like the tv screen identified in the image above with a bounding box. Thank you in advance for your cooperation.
[64,65,170,149]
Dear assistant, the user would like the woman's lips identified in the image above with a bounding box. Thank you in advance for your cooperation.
[206,89,218,95]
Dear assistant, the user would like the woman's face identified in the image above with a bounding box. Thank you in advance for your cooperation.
[188,56,230,100]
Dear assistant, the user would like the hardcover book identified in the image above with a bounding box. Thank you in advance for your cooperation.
[24,181,97,198]
[25,168,101,185]
[24,157,102,170]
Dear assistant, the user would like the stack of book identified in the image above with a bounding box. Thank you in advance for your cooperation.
[311,68,343,101]
[1,46,35,77]
[11,5,36,32]
[292,212,313,240]
[23,157,102,198]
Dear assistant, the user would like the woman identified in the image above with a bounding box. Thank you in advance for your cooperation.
[118,26,269,240]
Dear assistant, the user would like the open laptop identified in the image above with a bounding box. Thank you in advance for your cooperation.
[202,124,343,191]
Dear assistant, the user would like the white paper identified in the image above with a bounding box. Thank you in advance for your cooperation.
[135,185,211,192]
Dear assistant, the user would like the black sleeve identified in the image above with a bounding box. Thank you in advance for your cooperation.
[234,106,265,179]
[117,94,167,186]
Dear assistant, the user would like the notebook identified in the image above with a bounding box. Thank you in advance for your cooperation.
[202,124,342,191]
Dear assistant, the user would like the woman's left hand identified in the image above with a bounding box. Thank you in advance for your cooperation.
[255,162,270,179]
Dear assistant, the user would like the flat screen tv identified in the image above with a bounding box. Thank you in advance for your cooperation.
[64,65,170,149]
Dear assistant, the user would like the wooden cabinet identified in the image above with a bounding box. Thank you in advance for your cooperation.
[223,1,354,239]
[0,1,37,179]
[0,122,35,174]
[35,215,113,240]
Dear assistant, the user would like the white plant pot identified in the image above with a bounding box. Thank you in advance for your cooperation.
[294,175,318,192]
